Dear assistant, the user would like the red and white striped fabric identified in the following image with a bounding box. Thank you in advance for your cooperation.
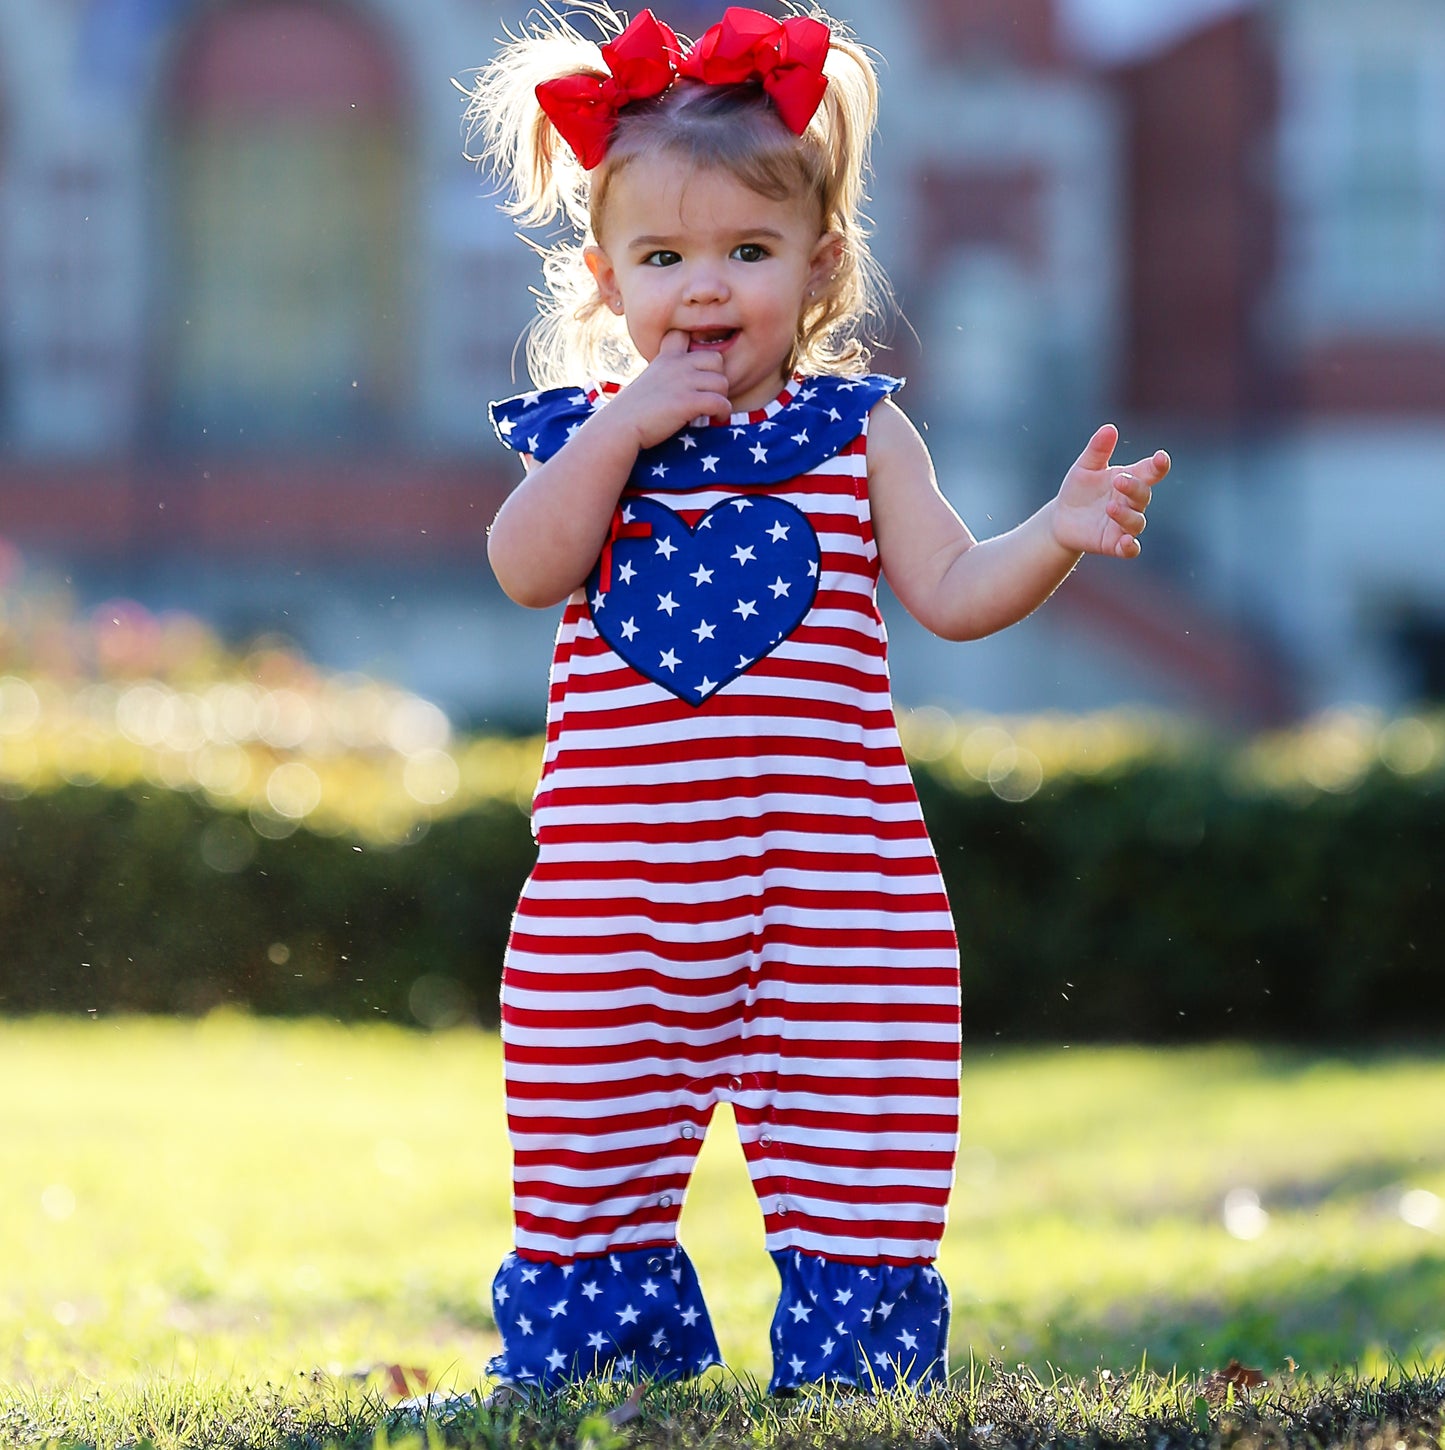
[495,374,961,1266]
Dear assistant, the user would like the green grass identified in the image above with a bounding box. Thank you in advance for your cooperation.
[2,1017,1444,1447]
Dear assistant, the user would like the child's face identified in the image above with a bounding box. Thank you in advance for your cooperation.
[585,157,840,414]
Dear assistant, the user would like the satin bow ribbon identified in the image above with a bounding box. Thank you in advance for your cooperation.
[676,7,830,136]
[535,9,682,170]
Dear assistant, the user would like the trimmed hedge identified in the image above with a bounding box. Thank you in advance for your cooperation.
[0,721,1439,1041]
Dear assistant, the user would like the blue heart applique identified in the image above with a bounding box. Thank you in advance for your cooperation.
[586,496,820,706]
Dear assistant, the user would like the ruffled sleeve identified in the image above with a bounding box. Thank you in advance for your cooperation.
[488,385,601,462]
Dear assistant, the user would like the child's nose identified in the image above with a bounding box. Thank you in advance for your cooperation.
[683,264,729,304]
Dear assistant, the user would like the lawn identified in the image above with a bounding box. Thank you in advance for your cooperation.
[2,1016,1443,1445]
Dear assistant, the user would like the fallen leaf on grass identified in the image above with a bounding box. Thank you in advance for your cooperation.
[340,1363,432,1399]
[1201,1361,1267,1403]
[606,1386,646,1428]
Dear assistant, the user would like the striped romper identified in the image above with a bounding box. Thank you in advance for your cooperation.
[487,373,961,1394]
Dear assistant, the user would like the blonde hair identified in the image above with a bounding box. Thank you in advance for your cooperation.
[460,2,890,389]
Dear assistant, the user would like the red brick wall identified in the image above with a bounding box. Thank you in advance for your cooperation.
[1117,13,1279,422]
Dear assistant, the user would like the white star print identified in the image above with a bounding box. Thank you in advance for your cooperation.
[496,1284,509,1303]
[821,1336,836,1356]
[581,1281,602,1300]
[734,600,758,620]
[569,392,589,404]
[839,379,860,390]
[617,561,636,584]
[546,1348,567,1371]
[681,433,698,450]
[736,654,752,669]
[767,521,790,542]
[617,1304,640,1324]
[788,1303,812,1322]
[659,649,681,672]
[692,620,716,641]
[620,617,639,641]
[827,406,841,421]
[923,1267,940,1283]
[730,426,746,439]
[701,456,720,472]
[750,443,768,463]
[621,505,635,523]
[731,498,751,511]
[517,1314,534,1335]
[566,422,582,438]
[591,591,605,610]
[899,1329,918,1350]
[835,1320,847,1336]
[877,1301,895,1320]
[641,1279,660,1297]
[651,463,669,478]
[587,1331,607,1349]
[549,1299,568,1317]
[790,430,809,445]
[610,1256,622,1272]
[769,577,790,598]
[873,1351,892,1369]
[656,536,677,560]
[834,1288,853,1305]
[521,390,541,407]
[799,387,816,401]
[520,1267,541,1284]
[731,545,756,565]
[528,435,540,452]
[680,1306,701,1326]
[691,564,714,586]
[694,677,717,695]
[497,416,515,436]
[789,1355,806,1375]
[657,592,679,615]
[562,1265,575,1278]
[651,1329,668,1348]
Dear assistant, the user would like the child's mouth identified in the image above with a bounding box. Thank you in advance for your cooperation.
[687,328,738,351]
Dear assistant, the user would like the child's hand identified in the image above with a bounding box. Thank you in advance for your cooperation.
[606,330,735,450]
[1051,424,1171,560]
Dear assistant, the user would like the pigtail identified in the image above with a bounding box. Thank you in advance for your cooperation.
[459,5,640,388]
[791,17,891,375]
[459,10,618,233]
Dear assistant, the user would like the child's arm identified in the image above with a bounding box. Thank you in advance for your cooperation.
[487,332,732,608]
[868,400,1170,642]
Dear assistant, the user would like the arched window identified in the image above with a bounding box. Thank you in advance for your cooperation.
[162,0,406,450]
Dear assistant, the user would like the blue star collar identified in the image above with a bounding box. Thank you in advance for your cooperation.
[489,374,904,489]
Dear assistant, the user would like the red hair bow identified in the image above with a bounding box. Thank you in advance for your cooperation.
[536,9,682,170]
[677,7,831,136]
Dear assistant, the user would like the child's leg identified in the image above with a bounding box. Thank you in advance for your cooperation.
[487,929,731,1390]
[733,962,961,1393]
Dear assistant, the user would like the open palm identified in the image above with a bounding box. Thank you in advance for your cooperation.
[1053,424,1171,559]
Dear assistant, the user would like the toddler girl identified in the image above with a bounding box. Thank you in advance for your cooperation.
[466,2,1168,1398]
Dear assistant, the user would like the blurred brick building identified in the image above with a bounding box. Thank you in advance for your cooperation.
[0,0,1441,725]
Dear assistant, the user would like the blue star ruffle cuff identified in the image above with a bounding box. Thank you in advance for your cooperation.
[486,1243,721,1390]
[768,1250,951,1394]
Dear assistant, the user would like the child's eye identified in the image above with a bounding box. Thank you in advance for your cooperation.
[642,250,681,267]
[732,243,768,262]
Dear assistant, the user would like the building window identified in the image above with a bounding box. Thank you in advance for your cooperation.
[160,0,407,450]
[1279,23,1445,333]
